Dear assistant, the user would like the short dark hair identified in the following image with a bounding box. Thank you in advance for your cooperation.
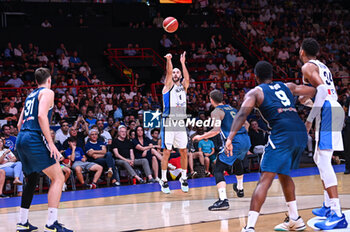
[67,136,77,143]
[209,90,223,103]
[1,124,10,131]
[59,120,68,126]
[301,38,319,57]
[129,129,135,136]
[151,128,160,135]
[254,61,273,81]
[35,68,51,85]
[249,119,258,124]
[96,120,103,124]
[91,125,98,130]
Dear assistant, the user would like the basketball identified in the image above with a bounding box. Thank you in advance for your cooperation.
[62,158,72,168]
[163,17,178,33]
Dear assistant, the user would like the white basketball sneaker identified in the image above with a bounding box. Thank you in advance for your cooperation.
[241,226,255,232]
[274,216,306,231]
[179,177,189,193]
[159,180,171,194]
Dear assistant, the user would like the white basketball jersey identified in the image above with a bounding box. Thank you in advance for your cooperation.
[163,83,187,119]
[303,60,344,151]
[303,59,338,101]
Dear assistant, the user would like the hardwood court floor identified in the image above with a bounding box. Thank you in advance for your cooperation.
[0,167,349,231]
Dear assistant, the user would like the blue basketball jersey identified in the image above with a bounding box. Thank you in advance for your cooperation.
[257,82,307,147]
[216,104,250,166]
[216,104,247,139]
[21,87,53,132]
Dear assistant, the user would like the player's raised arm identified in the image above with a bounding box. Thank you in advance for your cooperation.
[163,53,173,93]
[180,51,190,91]
[302,63,328,132]
[226,89,258,156]
[38,89,60,160]
[192,108,224,141]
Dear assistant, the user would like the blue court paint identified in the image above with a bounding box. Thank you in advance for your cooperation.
[0,164,346,209]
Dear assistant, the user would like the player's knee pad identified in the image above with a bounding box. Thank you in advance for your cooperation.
[214,168,225,184]
[233,159,244,176]
[314,149,338,188]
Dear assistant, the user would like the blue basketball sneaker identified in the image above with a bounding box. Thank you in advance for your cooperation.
[314,211,348,230]
[16,221,38,231]
[312,202,331,217]
[44,221,73,232]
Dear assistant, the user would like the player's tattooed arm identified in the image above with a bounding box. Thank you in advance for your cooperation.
[163,53,173,93]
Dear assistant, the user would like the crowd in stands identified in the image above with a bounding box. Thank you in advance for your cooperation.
[209,0,350,80]
[0,0,349,197]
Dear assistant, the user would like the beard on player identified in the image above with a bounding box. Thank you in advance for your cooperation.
[172,68,182,84]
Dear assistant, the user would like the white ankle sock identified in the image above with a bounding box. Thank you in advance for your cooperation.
[18,208,29,224]
[324,190,331,207]
[181,169,187,180]
[329,198,342,217]
[286,201,299,221]
[161,170,167,182]
[236,175,243,190]
[47,208,57,226]
[218,188,227,200]
[247,211,259,228]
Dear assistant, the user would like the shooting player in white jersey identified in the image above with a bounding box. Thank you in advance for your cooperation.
[300,38,348,230]
[159,52,190,194]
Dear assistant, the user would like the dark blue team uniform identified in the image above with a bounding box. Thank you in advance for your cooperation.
[258,82,307,175]
[16,87,56,174]
[216,105,251,166]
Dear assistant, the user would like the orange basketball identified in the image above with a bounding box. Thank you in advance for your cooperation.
[163,17,178,33]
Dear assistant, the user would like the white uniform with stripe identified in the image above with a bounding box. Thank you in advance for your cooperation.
[161,83,188,150]
[304,59,344,151]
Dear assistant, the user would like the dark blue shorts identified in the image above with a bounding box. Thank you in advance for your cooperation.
[260,144,305,176]
[16,130,56,175]
[218,133,251,166]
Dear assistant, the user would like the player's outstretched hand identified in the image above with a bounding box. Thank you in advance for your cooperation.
[49,142,61,161]
[164,53,172,59]
[225,139,233,157]
[180,51,186,64]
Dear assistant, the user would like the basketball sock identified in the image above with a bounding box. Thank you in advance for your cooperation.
[18,207,29,224]
[161,170,167,182]
[218,188,227,200]
[236,175,243,190]
[324,190,331,207]
[181,169,187,180]
[246,211,259,228]
[47,208,58,226]
[286,201,299,221]
[329,198,342,217]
